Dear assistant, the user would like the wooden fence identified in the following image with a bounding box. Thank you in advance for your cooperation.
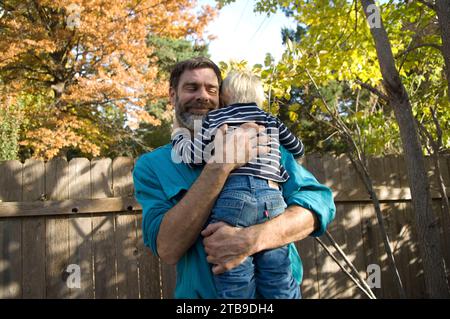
[0,154,449,299]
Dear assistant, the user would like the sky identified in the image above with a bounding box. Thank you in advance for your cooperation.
[197,0,297,66]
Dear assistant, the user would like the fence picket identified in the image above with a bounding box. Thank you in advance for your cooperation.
[90,158,117,299]
[113,157,139,299]
[22,159,46,298]
[316,155,343,298]
[359,203,384,298]
[45,157,70,298]
[136,214,162,299]
[68,158,94,298]
[161,263,177,299]
[0,160,23,299]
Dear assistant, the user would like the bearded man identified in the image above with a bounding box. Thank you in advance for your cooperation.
[133,57,335,298]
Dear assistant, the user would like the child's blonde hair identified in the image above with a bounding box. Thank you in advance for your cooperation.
[221,69,265,107]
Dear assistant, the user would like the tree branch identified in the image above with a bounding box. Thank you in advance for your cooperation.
[396,43,443,58]
[355,79,389,101]
[315,236,376,299]
[416,116,436,153]
[417,0,436,11]
[430,106,443,149]
[325,231,377,299]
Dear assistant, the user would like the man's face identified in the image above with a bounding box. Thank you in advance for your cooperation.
[170,68,220,130]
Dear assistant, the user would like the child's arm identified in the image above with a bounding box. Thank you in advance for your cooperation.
[270,116,305,158]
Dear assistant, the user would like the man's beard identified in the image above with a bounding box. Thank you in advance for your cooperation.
[175,97,216,130]
[177,111,206,131]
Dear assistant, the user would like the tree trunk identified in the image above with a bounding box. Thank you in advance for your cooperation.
[361,0,450,298]
[417,115,450,284]
[436,0,450,99]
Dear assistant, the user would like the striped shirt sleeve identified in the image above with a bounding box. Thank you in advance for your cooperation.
[272,116,305,158]
[171,116,214,167]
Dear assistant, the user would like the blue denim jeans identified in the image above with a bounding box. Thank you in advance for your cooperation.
[208,174,300,299]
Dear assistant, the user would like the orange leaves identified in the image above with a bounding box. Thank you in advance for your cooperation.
[1,0,217,159]
[21,114,101,160]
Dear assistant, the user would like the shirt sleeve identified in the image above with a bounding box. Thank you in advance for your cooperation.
[280,146,336,237]
[133,155,175,257]
[171,116,214,167]
[272,117,305,158]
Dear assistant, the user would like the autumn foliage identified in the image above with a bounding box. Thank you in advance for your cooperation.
[0,0,216,159]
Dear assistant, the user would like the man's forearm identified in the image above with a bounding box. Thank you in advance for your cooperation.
[250,205,319,254]
[157,163,231,264]
[201,204,319,274]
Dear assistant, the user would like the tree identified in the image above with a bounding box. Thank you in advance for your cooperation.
[0,0,216,159]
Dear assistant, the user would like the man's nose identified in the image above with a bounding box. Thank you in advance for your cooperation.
[195,86,209,101]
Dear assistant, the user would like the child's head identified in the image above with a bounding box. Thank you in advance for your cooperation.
[221,69,265,107]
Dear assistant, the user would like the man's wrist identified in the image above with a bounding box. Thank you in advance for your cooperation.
[246,205,318,255]
[204,162,235,175]
[246,222,267,255]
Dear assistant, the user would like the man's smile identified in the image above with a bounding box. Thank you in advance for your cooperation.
[187,107,211,115]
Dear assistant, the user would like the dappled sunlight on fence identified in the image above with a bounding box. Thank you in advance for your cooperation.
[0,154,449,298]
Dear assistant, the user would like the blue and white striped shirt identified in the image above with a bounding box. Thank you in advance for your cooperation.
[171,103,304,182]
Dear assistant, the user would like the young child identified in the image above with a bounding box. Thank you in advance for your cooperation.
[171,69,304,299]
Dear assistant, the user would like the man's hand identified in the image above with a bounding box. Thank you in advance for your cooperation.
[201,222,259,275]
[201,206,319,275]
[208,122,270,172]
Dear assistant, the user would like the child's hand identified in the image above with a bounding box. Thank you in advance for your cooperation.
[217,123,228,134]
[207,122,269,171]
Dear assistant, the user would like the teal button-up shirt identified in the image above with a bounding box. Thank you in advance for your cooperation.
[133,144,335,298]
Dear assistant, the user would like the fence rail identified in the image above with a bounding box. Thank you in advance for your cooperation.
[0,155,449,298]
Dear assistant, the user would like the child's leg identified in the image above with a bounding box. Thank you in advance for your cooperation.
[209,175,259,298]
[253,184,299,298]
[253,246,300,299]
[213,256,256,299]
[209,213,257,298]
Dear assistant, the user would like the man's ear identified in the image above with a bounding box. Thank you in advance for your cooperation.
[169,87,176,106]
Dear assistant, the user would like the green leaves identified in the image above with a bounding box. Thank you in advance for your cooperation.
[241,0,449,156]
[0,104,20,160]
